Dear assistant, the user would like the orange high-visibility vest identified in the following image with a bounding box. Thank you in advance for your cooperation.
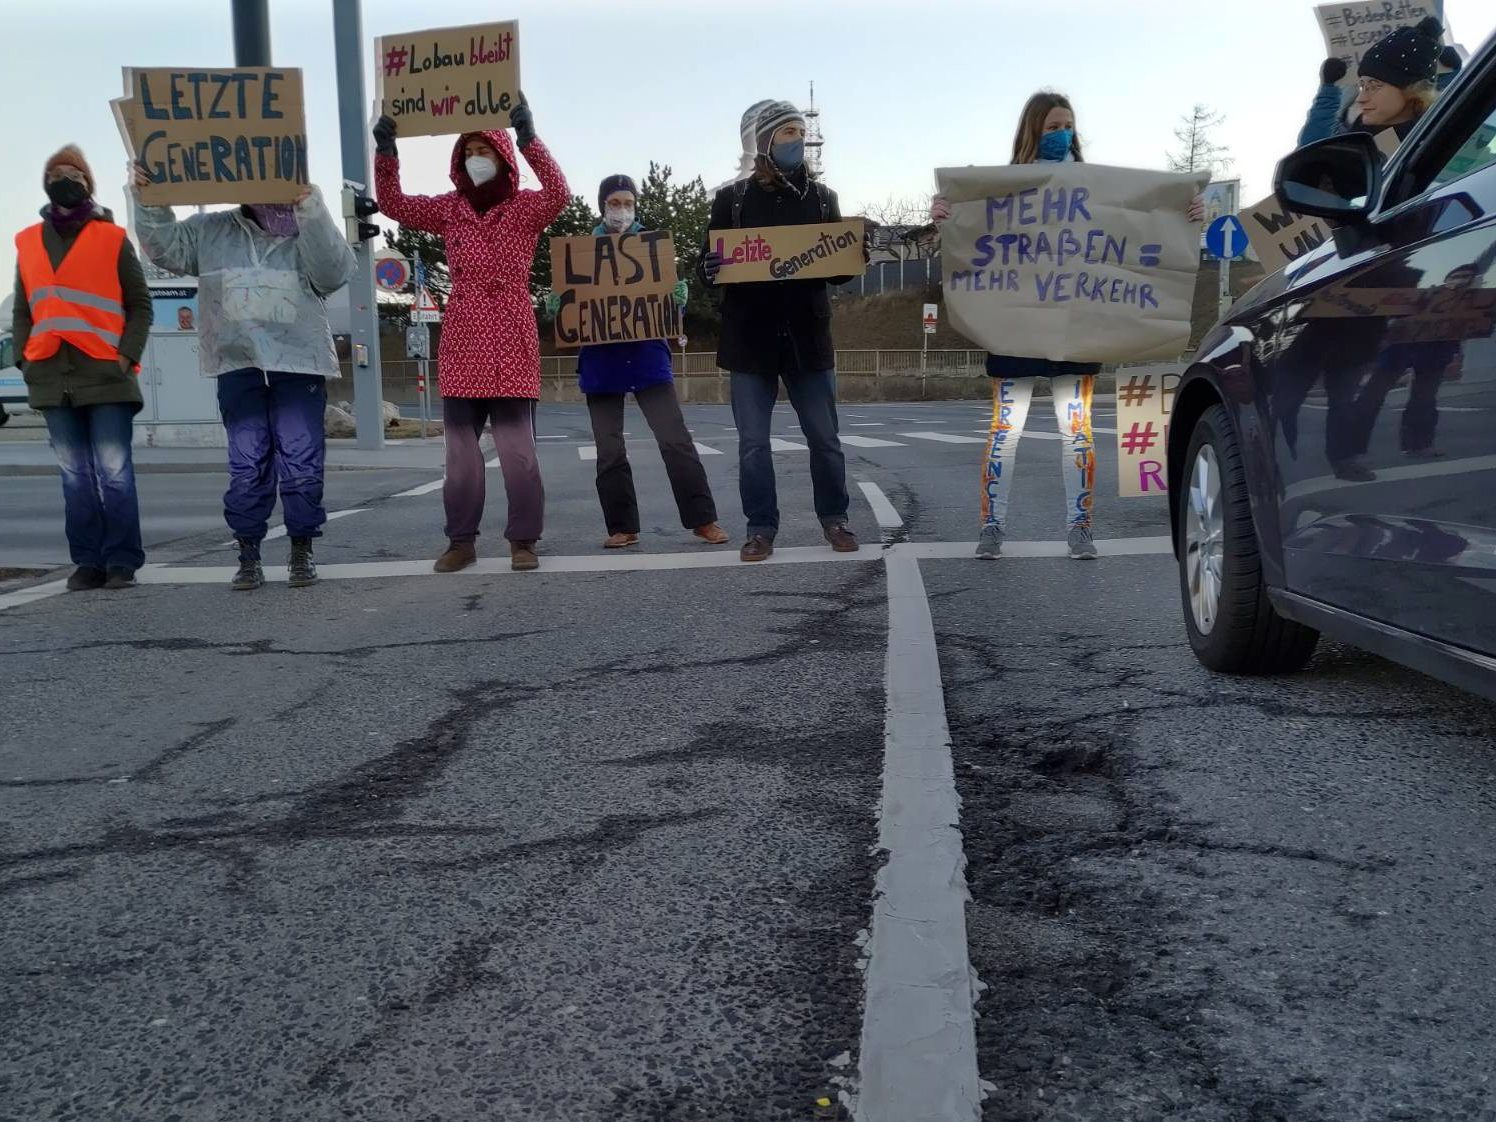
[15,221,128,364]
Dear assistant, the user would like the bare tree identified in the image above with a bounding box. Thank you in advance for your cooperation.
[860,194,937,263]
[1168,105,1234,178]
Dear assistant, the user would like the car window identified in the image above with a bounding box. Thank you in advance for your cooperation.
[1429,106,1496,189]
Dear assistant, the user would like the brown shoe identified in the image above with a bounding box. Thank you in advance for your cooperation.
[692,522,730,545]
[604,532,639,549]
[434,541,476,573]
[511,541,540,571]
[739,534,774,563]
[824,523,860,553]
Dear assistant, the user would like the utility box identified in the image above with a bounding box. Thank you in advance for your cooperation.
[136,269,222,447]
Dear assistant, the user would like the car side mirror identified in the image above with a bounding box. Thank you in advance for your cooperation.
[1273,133,1383,223]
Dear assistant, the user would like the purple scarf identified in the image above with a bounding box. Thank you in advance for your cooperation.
[47,202,97,238]
[246,204,299,238]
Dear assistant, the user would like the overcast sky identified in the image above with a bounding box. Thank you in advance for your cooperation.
[2,0,1492,286]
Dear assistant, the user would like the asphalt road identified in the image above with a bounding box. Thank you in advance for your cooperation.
[3,398,1495,1122]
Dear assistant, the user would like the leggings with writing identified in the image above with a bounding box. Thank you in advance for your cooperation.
[980,375,1095,531]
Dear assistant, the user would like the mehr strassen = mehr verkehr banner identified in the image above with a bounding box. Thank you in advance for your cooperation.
[935,164,1207,364]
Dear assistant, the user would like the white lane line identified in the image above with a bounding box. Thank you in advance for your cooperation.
[897,432,987,445]
[222,508,367,546]
[394,478,445,498]
[900,535,1172,559]
[693,442,724,456]
[579,446,598,461]
[536,435,570,440]
[859,551,982,1122]
[1284,453,1496,502]
[770,437,809,452]
[0,578,70,614]
[858,482,904,529]
[841,435,906,449]
[136,545,873,584]
[849,423,886,427]
[485,456,501,468]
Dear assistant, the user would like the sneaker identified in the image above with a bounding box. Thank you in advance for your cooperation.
[604,532,640,549]
[1068,526,1099,560]
[66,566,107,592]
[1404,447,1445,460]
[740,534,774,563]
[434,541,477,573]
[288,537,318,588]
[823,523,860,553]
[1331,458,1377,482]
[231,558,265,591]
[511,541,540,572]
[975,525,1004,560]
[692,522,730,545]
[104,568,137,591]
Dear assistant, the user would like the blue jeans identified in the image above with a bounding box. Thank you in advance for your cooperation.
[43,403,144,571]
[730,369,848,539]
[216,370,328,544]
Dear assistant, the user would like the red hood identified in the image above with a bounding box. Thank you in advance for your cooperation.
[449,128,520,195]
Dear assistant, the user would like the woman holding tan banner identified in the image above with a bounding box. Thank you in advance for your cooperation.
[931,91,1203,561]
[372,97,568,574]
[545,175,727,550]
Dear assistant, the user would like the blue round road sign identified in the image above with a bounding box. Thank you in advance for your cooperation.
[1205,214,1249,261]
[374,256,411,292]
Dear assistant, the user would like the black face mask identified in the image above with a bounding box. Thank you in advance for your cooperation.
[45,179,89,209]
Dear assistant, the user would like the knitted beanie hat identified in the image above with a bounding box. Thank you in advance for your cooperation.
[597,174,638,213]
[44,145,95,195]
[752,101,806,157]
[1358,17,1443,88]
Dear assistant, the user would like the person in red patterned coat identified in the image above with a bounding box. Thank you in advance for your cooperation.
[373,98,569,573]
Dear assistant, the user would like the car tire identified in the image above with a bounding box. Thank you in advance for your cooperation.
[1177,404,1319,675]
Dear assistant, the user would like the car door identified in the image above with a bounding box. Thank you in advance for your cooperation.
[1272,52,1496,654]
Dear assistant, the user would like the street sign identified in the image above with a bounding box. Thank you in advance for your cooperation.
[922,302,938,335]
[373,250,410,292]
[1206,215,1249,261]
[406,323,431,359]
[411,286,442,324]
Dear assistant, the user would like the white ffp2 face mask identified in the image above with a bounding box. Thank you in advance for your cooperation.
[465,156,498,186]
[604,207,635,233]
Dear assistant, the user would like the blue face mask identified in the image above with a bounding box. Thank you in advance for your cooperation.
[771,139,805,173]
[1039,128,1074,162]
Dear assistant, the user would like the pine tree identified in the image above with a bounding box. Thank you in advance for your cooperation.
[1168,105,1233,178]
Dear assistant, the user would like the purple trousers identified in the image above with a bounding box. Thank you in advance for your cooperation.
[442,397,544,544]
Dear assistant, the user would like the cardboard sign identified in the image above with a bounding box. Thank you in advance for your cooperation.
[1114,367,1180,498]
[709,220,866,284]
[1240,195,1332,274]
[1315,2,1443,84]
[550,231,681,348]
[935,163,1207,364]
[114,67,308,206]
[375,21,520,138]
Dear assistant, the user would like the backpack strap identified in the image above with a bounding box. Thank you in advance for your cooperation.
[813,182,831,221]
[731,180,750,229]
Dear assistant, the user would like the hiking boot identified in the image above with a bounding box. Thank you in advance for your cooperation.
[604,532,639,549]
[693,522,730,545]
[1331,458,1376,482]
[740,534,774,563]
[1068,526,1099,560]
[288,537,318,588]
[511,541,539,571]
[823,523,860,553]
[231,558,265,591]
[66,566,107,592]
[976,524,1004,560]
[104,568,137,591]
[434,541,477,573]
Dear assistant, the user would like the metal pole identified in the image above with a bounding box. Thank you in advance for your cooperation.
[332,0,385,450]
[419,357,429,439]
[1218,256,1232,319]
[231,0,271,66]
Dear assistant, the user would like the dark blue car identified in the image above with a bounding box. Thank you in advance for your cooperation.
[1169,33,1496,698]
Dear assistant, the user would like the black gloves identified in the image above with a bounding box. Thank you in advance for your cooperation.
[1320,57,1348,85]
[373,115,398,158]
[510,94,536,149]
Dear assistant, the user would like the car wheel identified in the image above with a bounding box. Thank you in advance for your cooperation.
[1178,404,1318,674]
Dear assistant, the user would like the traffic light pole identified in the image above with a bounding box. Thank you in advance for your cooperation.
[332,0,384,451]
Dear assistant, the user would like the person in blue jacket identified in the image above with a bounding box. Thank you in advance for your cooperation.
[547,175,728,549]
[1298,18,1452,149]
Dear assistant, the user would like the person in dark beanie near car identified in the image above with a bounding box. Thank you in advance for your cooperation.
[545,174,728,550]
[699,100,866,563]
[11,145,152,591]
[1299,17,1446,147]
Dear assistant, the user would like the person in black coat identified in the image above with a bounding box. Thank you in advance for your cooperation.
[699,100,865,563]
